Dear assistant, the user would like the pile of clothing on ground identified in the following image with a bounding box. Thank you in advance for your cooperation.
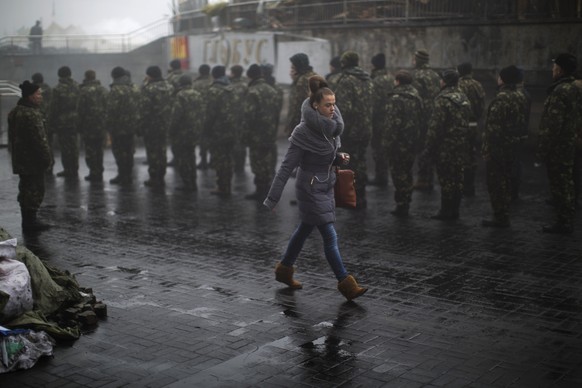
[0,228,106,373]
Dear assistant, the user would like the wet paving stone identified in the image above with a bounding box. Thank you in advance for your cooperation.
[0,140,581,387]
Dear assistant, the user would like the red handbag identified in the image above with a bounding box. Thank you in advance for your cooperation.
[334,167,357,208]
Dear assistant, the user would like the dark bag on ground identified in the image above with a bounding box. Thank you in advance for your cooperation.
[334,168,356,208]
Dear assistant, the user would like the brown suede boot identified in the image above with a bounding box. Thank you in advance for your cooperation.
[274,263,303,289]
[338,275,367,301]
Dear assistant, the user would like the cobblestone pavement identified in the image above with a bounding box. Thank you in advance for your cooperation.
[0,140,581,388]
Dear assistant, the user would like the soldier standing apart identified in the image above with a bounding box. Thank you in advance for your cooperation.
[424,69,472,220]
[29,20,42,54]
[332,51,374,208]
[243,64,281,200]
[412,49,441,192]
[169,74,204,192]
[383,70,423,217]
[106,67,139,185]
[229,65,249,173]
[139,66,173,188]
[78,70,108,182]
[8,81,52,232]
[48,66,80,179]
[369,53,395,187]
[193,64,212,170]
[31,72,54,175]
[481,66,528,228]
[204,66,237,197]
[456,62,486,197]
[286,53,317,136]
[537,53,581,234]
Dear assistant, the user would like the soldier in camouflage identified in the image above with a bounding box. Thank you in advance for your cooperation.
[31,72,54,175]
[193,64,213,170]
[424,69,472,220]
[8,81,53,232]
[243,64,281,200]
[48,66,80,178]
[139,65,173,188]
[457,62,486,197]
[78,70,108,182]
[537,53,581,234]
[166,59,184,90]
[332,51,374,208]
[169,74,205,192]
[411,49,441,192]
[512,68,532,201]
[229,65,249,173]
[261,63,284,131]
[383,70,423,217]
[286,53,317,135]
[370,53,394,187]
[204,66,238,196]
[481,65,528,228]
[325,56,342,85]
[106,66,140,185]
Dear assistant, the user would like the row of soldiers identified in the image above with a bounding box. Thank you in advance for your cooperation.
[285,50,581,234]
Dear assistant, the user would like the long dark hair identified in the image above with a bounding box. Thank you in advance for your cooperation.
[308,75,334,107]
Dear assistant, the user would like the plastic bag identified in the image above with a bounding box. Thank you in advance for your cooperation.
[0,327,54,373]
[0,239,34,323]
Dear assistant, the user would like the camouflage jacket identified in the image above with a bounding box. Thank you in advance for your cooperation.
[537,76,582,164]
[412,64,441,123]
[139,78,173,136]
[371,68,395,141]
[458,75,486,122]
[78,79,108,138]
[8,99,52,175]
[286,69,316,134]
[166,69,184,90]
[243,78,281,147]
[193,75,212,93]
[203,77,237,146]
[34,82,52,121]
[106,76,140,137]
[169,85,204,144]
[383,84,423,157]
[48,76,79,131]
[332,66,374,144]
[425,86,472,164]
[230,76,249,130]
[482,84,528,161]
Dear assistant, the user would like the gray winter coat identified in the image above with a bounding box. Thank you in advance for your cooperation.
[264,98,344,225]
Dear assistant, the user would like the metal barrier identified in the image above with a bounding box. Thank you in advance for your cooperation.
[0,18,172,55]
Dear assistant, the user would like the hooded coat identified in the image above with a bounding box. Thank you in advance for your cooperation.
[264,99,344,225]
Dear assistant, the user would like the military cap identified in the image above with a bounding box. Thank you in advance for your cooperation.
[211,65,226,79]
[440,69,459,86]
[111,66,125,79]
[170,59,181,70]
[340,51,359,68]
[395,70,413,85]
[329,56,341,70]
[371,53,386,69]
[178,74,192,86]
[457,62,472,76]
[246,64,262,80]
[58,66,72,78]
[553,53,577,74]
[414,49,430,64]
[499,65,520,84]
[31,73,44,83]
[20,80,40,98]
[230,65,244,77]
[146,65,162,79]
[198,64,210,75]
[290,53,310,73]
[84,69,96,81]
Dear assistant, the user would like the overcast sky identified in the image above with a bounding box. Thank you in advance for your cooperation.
[0,0,173,35]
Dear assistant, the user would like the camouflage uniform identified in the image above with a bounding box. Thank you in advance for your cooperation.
[333,66,374,207]
[537,75,582,231]
[169,83,204,190]
[512,83,532,200]
[243,78,281,197]
[481,84,528,225]
[193,74,213,168]
[106,75,140,184]
[458,74,486,196]
[383,83,423,214]
[166,69,184,90]
[230,76,249,172]
[32,80,54,171]
[286,69,316,135]
[412,64,441,189]
[48,76,80,177]
[139,78,173,186]
[425,86,472,219]
[78,78,108,180]
[370,68,394,186]
[204,77,237,195]
[8,97,52,227]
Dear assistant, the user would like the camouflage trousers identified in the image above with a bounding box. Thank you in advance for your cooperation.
[435,159,464,202]
[172,139,197,188]
[56,127,79,174]
[144,130,167,182]
[111,134,135,179]
[83,134,106,176]
[210,142,234,192]
[18,173,45,211]
[546,161,576,227]
[486,158,514,221]
[389,153,415,206]
[249,143,277,188]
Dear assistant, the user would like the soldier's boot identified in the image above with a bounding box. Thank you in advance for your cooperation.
[390,203,409,217]
[21,209,51,233]
[337,275,368,301]
[274,263,302,289]
[144,176,165,188]
[431,197,455,220]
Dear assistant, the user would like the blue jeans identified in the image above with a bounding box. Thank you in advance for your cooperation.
[281,222,348,281]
